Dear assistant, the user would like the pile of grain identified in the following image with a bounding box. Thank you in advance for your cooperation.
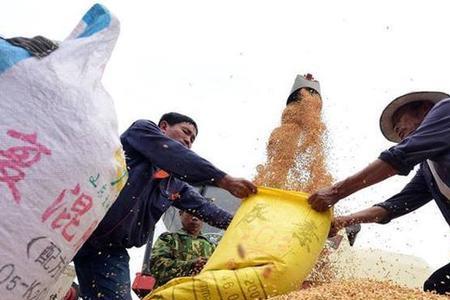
[271,280,449,300]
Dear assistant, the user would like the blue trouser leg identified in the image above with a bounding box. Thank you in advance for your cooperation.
[74,244,132,300]
[424,262,450,295]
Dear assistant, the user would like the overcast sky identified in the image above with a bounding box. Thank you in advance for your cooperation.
[3,0,450,296]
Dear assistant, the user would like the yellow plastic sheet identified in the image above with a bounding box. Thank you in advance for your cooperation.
[145,187,331,300]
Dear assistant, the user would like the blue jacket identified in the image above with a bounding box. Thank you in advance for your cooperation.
[84,120,233,249]
[376,99,450,226]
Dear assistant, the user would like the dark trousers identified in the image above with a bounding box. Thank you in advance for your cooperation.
[424,262,450,295]
[73,243,132,300]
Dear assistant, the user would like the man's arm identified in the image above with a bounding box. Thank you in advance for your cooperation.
[308,159,397,211]
[372,167,433,221]
[329,206,389,237]
[330,168,433,235]
[174,184,233,230]
[122,120,256,198]
[150,233,200,286]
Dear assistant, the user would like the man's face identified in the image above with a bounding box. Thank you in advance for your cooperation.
[160,121,197,149]
[393,108,426,141]
[180,211,203,235]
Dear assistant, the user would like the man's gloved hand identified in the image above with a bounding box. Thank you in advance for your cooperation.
[217,175,257,198]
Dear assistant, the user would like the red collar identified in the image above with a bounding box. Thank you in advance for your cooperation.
[153,169,170,179]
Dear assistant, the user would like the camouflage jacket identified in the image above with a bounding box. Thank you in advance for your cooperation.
[150,230,216,287]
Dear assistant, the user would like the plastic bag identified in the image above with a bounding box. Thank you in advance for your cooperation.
[0,4,127,299]
[146,187,331,299]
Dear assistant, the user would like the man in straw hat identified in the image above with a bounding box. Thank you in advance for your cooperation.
[308,91,450,295]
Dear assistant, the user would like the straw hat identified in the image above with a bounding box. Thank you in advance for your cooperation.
[379,91,449,142]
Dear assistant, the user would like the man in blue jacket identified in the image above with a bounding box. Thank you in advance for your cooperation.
[74,112,257,299]
[308,91,450,295]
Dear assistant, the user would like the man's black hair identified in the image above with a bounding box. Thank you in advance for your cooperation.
[158,112,198,134]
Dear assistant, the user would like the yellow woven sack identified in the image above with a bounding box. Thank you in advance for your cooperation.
[145,187,331,300]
